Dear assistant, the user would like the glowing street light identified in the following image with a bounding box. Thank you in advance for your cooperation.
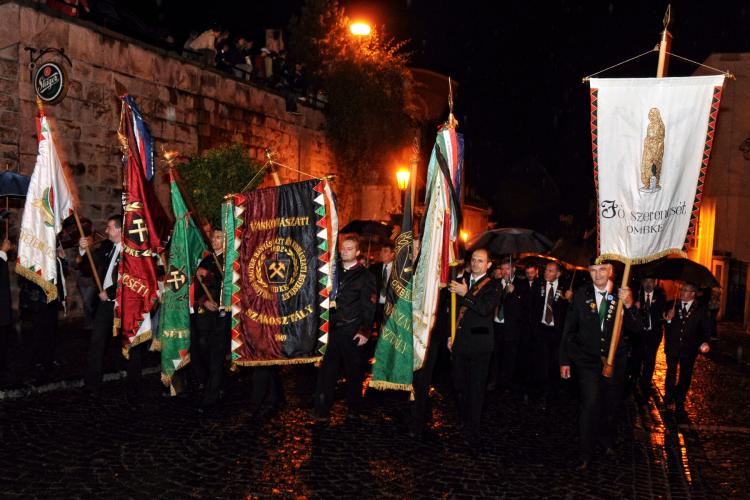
[460,230,470,244]
[396,167,410,191]
[350,22,372,36]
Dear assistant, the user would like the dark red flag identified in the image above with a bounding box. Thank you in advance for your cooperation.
[116,95,169,356]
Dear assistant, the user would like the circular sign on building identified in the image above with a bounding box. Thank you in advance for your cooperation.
[34,62,68,104]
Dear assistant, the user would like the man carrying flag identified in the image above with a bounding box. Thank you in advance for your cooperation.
[16,104,75,381]
[157,173,207,397]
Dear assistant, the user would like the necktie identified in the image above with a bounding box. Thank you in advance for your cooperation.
[544,282,554,324]
[381,265,388,294]
[598,291,608,325]
[681,302,688,318]
[469,277,476,290]
[498,280,506,321]
[645,293,652,330]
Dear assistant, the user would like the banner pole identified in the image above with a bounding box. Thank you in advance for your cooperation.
[604,5,671,377]
[74,210,103,293]
[602,261,631,377]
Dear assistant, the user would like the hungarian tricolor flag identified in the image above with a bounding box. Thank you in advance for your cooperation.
[412,123,463,370]
[16,109,75,301]
[157,173,207,393]
[223,179,338,366]
[116,94,169,356]
[371,165,416,391]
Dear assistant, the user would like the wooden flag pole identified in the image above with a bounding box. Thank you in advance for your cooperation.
[196,275,216,304]
[603,5,671,378]
[74,210,103,293]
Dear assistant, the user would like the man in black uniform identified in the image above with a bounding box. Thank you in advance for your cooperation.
[560,261,641,469]
[448,248,502,444]
[312,235,376,422]
[0,237,12,384]
[80,215,120,398]
[635,277,667,398]
[529,262,572,408]
[369,242,395,333]
[490,258,526,392]
[663,282,712,410]
[192,228,229,411]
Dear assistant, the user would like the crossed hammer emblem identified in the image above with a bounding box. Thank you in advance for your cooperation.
[268,261,286,280]
[167,268,186,291]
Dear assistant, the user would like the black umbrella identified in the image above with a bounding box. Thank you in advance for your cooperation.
[340,219,393,240]
[467,227,553,255]
[0,170,31,237]
[0,171,30,197]
[549,237,597,269]
[340,219,394,265]
[634,257,719,287]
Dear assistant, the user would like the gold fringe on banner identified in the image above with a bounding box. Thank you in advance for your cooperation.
[232,356,323,368]
[121,330,152,359]
[597,248,687,266]
[15,265,58,302]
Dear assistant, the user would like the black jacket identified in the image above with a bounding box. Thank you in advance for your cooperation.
[193,252,225,330]
[86,240,117,301]
[636,286,667,334]
[369,261,393,298]
[332,262,376,336]
[559,285,642,367]
[454,274,502,354]
[0,256,10,325]
[529,278,570,334]
[495,276,526,327]
[664,302,712,357]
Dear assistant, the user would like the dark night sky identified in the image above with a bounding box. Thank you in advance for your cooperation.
[144,0,749,233]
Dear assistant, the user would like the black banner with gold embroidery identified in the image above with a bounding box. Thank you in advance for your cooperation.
[230,179,337,365]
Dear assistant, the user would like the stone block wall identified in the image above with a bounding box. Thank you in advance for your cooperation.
[0,1,367,316]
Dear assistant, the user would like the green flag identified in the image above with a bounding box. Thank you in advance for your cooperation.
[158,173,207,394]
[371,159,416,392]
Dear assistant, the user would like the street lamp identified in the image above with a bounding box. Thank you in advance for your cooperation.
[396,167,410,215]
[396,167,410,191]
[350,22,372,37]
[460,230,470,244]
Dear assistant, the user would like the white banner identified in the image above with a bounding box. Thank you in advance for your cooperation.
[17,114,75,301]
[591,75,724,263]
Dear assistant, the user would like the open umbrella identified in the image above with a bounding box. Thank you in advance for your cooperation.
[0,170,31,237]
[634,257,719,287]
[340,219,394,265]
[467,227,553,255]
[548,237,596,269]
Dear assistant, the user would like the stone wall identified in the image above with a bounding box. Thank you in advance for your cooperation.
[0,0,369,315]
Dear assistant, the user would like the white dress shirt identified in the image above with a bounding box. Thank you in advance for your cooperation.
[541,279,559,326]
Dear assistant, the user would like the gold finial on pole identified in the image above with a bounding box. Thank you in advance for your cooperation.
[656,4,672,78]
[446,77,459,129]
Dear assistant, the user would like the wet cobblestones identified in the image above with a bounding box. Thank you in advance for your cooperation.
[0,324,748,498]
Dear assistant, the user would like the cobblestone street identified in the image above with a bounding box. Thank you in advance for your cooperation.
[0,323,748,498]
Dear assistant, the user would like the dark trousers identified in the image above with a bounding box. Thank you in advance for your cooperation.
[531,324,561,397]
[452,347,492,439]
[85,301,114,393]
[125,342,146,397]
[191,314,229,406]
[250,366,284,410]
[315,329,366,416]
[665,350,698,404]
[77,276,98,325]
[411,326,446,434]
[31,301,59,369]
[0,324,10,375]
[491,322,521,389]
[574,356,626,460]
[639,329,663,393]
